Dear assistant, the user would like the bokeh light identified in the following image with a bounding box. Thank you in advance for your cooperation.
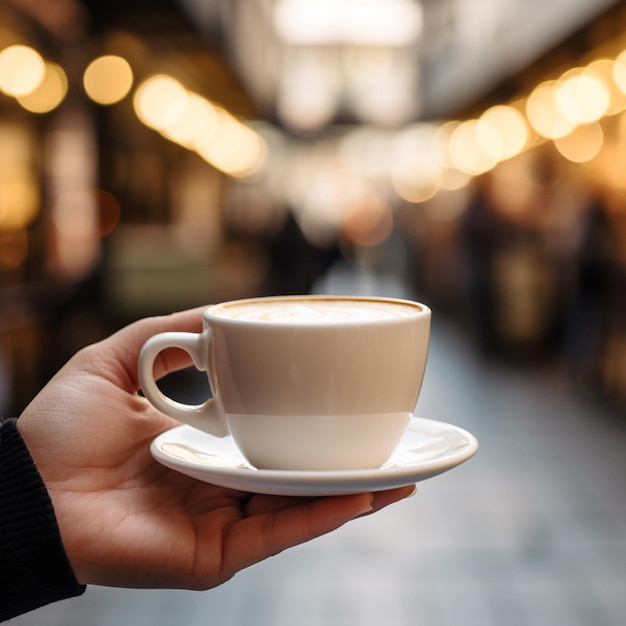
[0,45,45,97]
[555,67,610,125]
[83,55,134,105]
[16,62,68,113]
[134,75,267,180]
[197,108,268,179]
[553,121,604,163]
[273,0,422,46]
[587,58,626,115]
[612,49,626,97]
[164,93,217,147]
[391,153,442,203]
[133,75,188,131]
[0,174,39,229]
[95,189,121,237]
[431,121,461,170]
[448,120,498,175]
[342,195,393,247]
[476,105,529,162]
[526,80,576,139]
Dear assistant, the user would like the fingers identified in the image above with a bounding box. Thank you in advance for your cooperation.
[243,485,416,519]
[223,486,416,580]
[370,484,417,514]
[223,492,373,576]
[94,307,208,390]
[243,494,318,517]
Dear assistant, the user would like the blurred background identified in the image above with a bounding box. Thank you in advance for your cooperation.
[2,1,626,625]
[1,0,626,414]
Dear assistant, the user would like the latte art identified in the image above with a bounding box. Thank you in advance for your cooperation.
[213,298,420,324]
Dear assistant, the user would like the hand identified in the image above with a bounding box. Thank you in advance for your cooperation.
[17,308,415,590]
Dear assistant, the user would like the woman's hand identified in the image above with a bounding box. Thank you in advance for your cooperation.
[17,309,415,589]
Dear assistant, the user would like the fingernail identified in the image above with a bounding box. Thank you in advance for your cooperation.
[354,494,375,517]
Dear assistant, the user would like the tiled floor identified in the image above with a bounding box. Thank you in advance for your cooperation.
[11,277,626,626]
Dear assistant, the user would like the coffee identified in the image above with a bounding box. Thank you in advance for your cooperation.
[212,297,421,324]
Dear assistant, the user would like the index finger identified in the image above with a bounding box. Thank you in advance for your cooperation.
[97,307,209,391]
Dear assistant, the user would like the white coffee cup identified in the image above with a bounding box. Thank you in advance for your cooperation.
[138,295,431,471]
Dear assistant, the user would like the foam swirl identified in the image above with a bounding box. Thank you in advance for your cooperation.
[215,299,419,323]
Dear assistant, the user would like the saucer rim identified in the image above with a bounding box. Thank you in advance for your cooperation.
[150,417,478,495]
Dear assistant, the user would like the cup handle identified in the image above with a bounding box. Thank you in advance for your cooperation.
[138,331,229,437]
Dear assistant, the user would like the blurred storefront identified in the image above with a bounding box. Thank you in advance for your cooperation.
[1,0,626,415]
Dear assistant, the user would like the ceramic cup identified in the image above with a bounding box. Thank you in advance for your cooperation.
[138,295,431,471]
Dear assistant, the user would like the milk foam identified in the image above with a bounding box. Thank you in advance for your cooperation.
[214,298,419,323]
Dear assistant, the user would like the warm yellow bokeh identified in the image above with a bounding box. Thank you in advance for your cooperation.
[163,94,218,147]
[526,80,576,139]
[476,105,529,162]
[555,67,610,125]
[17,62,68,113]
[133,75,188,130]
[553,122,604,163]
[612,49,626,96]
[588,58,626,115]
[0,173,39,229]
[448,120,497,176]
[0,45,45,97]
[391,153,442,203]
[84,55,134,105]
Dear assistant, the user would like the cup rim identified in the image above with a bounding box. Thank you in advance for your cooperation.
[203,294,431,326]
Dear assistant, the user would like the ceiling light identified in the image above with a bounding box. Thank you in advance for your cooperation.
[274,0,422,46]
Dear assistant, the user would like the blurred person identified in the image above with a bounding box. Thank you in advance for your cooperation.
[0,307,415,622]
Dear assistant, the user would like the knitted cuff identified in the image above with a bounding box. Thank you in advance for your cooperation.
[0,418,85,622]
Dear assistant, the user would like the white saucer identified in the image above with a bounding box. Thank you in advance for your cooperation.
[151,417,478,496]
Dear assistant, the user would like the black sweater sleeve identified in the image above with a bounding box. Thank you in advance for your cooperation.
[0,418,85,622]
